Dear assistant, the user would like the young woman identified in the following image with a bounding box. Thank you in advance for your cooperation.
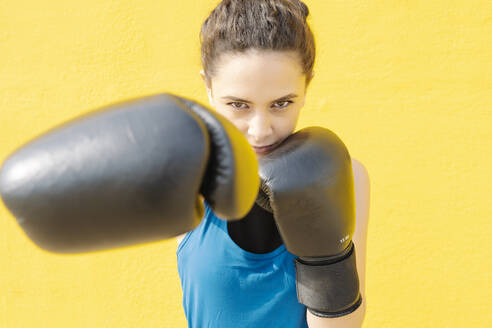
[176,1,370,327]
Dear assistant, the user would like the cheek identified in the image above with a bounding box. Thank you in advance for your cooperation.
[233,120,249,135]
[276,123,295,140]
[276,110,300,135]
[214,108,249,134]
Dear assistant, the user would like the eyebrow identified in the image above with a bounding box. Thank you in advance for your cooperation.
[220,93,298,104]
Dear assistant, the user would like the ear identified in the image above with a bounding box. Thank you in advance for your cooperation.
[200,70,213,105]
[200,70,206,83]
[308,71,315,84]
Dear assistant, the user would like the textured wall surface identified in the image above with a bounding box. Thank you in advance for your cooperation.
[0,1,490,327]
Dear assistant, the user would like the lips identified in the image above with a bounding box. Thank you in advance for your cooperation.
[252,142,278,153]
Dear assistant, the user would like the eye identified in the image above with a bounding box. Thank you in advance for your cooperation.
[227,100,293,111]
[228,102,248,110]
[273,100,293,109]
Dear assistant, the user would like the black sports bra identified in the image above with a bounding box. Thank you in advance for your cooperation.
[227,202,284,254]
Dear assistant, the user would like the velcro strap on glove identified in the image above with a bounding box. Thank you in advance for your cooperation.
[293,242,362,318]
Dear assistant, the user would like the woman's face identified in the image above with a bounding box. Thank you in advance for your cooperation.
[201,49,312,157]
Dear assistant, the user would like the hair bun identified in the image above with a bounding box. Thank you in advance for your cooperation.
[299,1,309,19]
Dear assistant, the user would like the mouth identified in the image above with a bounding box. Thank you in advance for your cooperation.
[252,142,278,154]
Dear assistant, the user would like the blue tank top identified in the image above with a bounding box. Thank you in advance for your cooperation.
[176,201,308,327]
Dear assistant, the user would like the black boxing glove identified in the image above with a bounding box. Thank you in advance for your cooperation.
[256,127,362,317]
[0,93,259,254]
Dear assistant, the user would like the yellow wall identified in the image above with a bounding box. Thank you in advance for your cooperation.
[0,1,490,327]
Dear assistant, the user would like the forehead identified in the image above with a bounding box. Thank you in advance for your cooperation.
[212,49,305,99]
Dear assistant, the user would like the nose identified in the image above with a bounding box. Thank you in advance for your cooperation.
[247,110,273,143]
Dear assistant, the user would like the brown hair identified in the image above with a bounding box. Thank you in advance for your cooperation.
[200,0,316,88]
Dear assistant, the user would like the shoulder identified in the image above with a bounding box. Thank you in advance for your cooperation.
[350,158,370,248]
[351,158,371,208]
[351,158,370,186]
[350,157,370,222]
[176,197,208,246]
[176,232,187,246]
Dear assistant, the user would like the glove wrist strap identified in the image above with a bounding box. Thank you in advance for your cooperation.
[293,241,363,318]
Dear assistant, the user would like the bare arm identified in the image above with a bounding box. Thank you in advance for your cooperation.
[307,158,370,328]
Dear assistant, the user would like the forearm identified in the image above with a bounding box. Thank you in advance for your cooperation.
[307,294,366,328]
